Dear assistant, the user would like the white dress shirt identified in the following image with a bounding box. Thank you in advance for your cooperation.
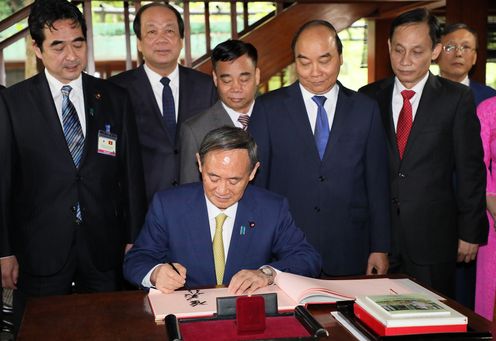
[392,72,429,131]
[300,83,339,133]
[45,69,86,137]
[143,63,180,121]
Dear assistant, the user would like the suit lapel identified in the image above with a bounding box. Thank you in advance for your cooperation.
[135,66,173,142]
[284,83,322,162]
[186,188,217,284]
[210,101,234,127]
[224,192,257,282]
[81,74,100,167]
[376,79,400,164]
[322,83,348,162]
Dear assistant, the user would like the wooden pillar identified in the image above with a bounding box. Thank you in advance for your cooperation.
[134,0,143,66]
[204,2,211,53]
[230,1,238,39]
[445,0,489,83]
[123,0,132,71]
[366,18,393,84]
[183,0,192,66]
[83,0,95,76]
[243,2,249,31]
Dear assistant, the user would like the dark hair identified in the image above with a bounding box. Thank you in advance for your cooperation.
[291,20,343,56]
[389,8,440,48]
[133,2,184,40]
[211,40,258,69]
[29,0,87,50]
[199,126,258,171]
[442,23,478,49]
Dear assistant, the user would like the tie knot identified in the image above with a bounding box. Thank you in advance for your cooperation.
[61,85,72,97]
[215,213,227,230]
[160,77,171,87]
[312,95,327,107]
[401,90,415,100]
[237,114,250,130]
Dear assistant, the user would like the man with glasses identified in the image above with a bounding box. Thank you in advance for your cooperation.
[437,23,496,106]
[437,23,496,309]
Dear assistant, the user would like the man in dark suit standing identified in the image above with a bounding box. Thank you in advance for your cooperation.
[124,127,321,294]
[0,0,146,326]
[179,40,259,184]
[359,8,487,298]
[437,22,496,308]
[249,20,391,277]
[437,23,496,106]
[110,3,217,202]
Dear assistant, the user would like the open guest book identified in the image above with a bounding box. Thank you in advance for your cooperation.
[147,272,444,321]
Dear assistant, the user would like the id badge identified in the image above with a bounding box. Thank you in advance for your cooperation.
[97,124,117,156]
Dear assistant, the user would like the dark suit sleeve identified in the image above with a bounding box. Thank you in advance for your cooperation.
[179,121,201,184]
[249,99,271,187]
[268,198,322,277]
[364,102,391,252]
[0,93,13,257]
[453,88,488,244]
[120,94,147,243]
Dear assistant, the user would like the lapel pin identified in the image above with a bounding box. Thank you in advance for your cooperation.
[89,108,94,117]
[95,92,101,100]
[249,221,255,228]
[240,225,246,235]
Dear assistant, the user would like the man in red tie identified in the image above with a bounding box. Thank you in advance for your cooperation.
[360,8,487,298]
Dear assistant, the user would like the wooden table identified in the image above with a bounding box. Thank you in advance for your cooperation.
[17,289,495,340]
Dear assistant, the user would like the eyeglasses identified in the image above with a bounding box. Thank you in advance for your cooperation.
[442,44,475,54]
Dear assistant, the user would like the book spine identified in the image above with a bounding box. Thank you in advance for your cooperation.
[353,304,467,336]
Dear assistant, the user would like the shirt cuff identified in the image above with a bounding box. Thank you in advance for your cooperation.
[141,264,161,288]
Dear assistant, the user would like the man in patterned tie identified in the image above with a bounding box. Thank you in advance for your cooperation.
[179,40,260,184]
[249,20,391,278]
[124,126,321,294]
[359,8,487,298]
[0,0,146,332]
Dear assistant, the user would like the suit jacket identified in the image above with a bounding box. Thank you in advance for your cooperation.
[0,72,146,276]
[359,73,488,265]
[179,101,234,184]
[123,183,322,288]
[109,65,217,202]
[249,81,391,276]
[469,80,496,106]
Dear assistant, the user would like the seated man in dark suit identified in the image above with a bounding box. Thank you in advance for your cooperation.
[179,40,259,184]
[124,127,322,294]
[110,2,217,202]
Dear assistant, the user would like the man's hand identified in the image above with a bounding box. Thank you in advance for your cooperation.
[1,256,19,289]
[228,269,272,295]
[366,252,389,275]
[487,196,496,226]
[457,240,479,263]
[124,243,133,254]
[150,263,187,294]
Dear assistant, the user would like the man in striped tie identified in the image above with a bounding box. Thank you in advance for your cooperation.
[179,40,260,184]
[124,127,321,294]
[0,0,146,333]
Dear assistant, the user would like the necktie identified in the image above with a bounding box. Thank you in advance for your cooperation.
[312,95,330,160]
[61,85,84,221]
[160,77,176,142]
[237,114,250,130]
[397,90,415,159]
[213,213,227,285]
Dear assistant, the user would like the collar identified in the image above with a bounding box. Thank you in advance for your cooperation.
[299,82,339,102]
[221,100,255,118]
[204,194,238,221]
[393,72,429,96]
[143,63,179,86]
[45,69,83,95]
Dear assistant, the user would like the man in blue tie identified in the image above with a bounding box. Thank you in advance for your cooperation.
[0,0,146,333]
[249,20,391,277]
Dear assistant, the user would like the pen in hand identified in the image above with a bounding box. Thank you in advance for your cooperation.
[168,262,187,289]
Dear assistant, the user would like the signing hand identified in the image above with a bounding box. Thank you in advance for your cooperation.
[151,263,187,294]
